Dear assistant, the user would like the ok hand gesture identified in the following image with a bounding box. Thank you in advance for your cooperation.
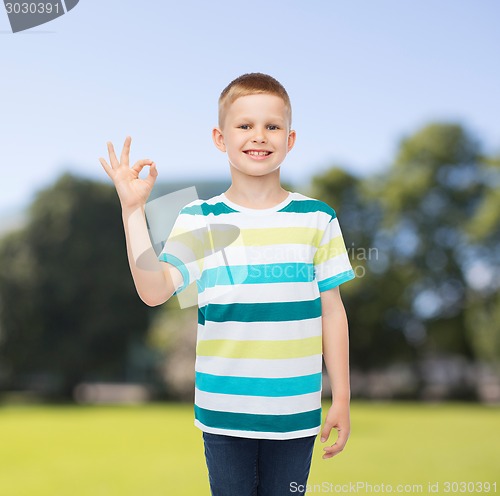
[99,136,157,209]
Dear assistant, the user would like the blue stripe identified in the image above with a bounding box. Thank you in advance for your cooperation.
[196,372,322,397]
[195,405,322,433]
[198,263,315,291]
[201,298,322,323]
[181,202,238,216]
[158,253,189,294]
[318,269,356,292]
[278,199,337,220]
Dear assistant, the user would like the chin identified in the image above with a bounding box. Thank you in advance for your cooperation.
[230,165,281,177]
[229,159,282,175]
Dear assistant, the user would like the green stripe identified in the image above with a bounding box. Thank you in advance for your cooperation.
[196,336,322,359]
[202,298,321,323]
[195,405,322,433]
[181,202,238,216]
[198,307,205,326]
[278,199,336,219]
[196,371,322,396]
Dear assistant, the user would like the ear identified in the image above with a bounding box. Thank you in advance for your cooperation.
[212,127,226,153]
[287,129,297,153]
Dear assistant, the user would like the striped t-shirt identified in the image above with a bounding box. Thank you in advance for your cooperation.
[158,190,355,440]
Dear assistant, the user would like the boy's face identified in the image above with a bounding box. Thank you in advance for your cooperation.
[212,94,296,178]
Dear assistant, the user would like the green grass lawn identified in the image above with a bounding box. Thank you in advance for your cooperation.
[0,401,498,495]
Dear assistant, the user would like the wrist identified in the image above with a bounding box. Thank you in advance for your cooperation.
[121,203,145,217]
[331,393,351,404]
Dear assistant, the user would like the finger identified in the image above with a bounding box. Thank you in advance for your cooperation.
[322,446,342,459]
[144,162,158,189]
[107,141,120,168]
[120,136,132,167]
[320,423,333,443]
[131,159,154,175]
[322,442,342,459]
[99,157,113,178]
[322,429,348,459]
[336,427,349,449]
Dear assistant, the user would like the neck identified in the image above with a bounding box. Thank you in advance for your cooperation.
[224,168,289,208]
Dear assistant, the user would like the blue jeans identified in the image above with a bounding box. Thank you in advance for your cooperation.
[202,432,316,496]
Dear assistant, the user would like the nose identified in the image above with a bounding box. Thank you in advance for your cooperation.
[251,126,267,143]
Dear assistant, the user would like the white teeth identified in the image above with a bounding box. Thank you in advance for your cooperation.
[246,151,270,156]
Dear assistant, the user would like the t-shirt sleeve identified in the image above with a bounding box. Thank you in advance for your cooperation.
[313,210,355,292]
[157,206,207,295]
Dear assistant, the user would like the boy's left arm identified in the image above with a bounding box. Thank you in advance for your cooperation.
[320,286,351,459]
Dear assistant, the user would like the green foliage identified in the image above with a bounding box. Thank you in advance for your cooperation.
[0,173,154,396]
[466,154,500,242]
[146,303,198,401]
[309,167,412,370]
[465,292,500,372]
[310,121,500,378]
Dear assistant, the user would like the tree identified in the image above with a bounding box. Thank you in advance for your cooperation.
[376,122,485,359]
[309,122,495,400]
[308,168,413,373]
[463,154,500,374]
[0,173,154,398]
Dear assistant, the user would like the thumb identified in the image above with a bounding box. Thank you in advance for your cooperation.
[145,162,158,188]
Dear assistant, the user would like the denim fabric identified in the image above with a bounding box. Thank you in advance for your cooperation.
[202,432,316,496]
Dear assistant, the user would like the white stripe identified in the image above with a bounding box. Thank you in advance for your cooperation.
[195,420,321,440]
[195,389,322,415]
[199,280,319,305]
[195,355,323,378]
[324,217,342,238]
[203,209,332,229]
[203,244,315,267]
[195,316,322,341]
[315,253,352,282]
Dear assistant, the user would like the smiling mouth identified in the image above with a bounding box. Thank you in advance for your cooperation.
[244,150,272,156]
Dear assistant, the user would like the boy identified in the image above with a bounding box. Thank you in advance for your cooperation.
[100,73,355,496]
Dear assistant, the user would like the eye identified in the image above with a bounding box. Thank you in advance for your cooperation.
[267,125,280,130]
[238,124,251,130]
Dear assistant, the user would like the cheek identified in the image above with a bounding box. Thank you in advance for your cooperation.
[228,139,245,152]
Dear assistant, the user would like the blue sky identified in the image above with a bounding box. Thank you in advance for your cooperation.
[0,0,499,213]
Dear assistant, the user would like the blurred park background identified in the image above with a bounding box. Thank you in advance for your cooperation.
[1,1,499,495]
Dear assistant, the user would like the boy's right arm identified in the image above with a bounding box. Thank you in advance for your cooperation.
[99,136,182,306]
[121,204,182,306]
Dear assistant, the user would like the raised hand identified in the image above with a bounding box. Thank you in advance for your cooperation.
[99,136,158,209]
